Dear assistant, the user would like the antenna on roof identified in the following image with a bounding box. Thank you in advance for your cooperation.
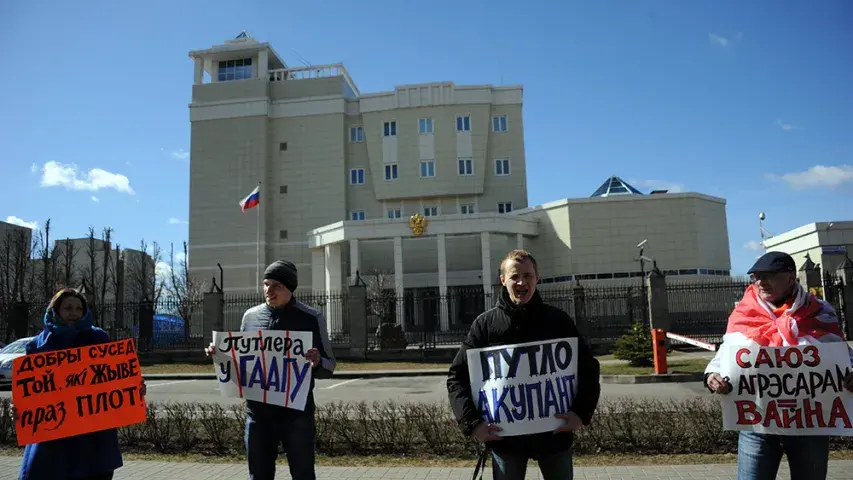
[291,49,312,68]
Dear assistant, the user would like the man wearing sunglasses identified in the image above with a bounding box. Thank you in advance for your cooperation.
[704,251,853,480]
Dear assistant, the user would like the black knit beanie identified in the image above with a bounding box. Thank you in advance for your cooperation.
[264,260,298,293]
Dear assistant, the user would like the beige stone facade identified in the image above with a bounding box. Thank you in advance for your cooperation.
[762,221,853,274]
[187,33,733,306]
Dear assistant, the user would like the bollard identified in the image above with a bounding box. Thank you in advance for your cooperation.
[652,328,668,374]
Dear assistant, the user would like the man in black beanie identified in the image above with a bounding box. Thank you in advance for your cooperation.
[205,259,336,480]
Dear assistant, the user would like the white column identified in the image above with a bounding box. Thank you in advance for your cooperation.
[324,244,342,335]
[516,233,524,250]
[393,236,405,328]
[257,49,268,79]
[437,234,449,331]
[349,240,360,282]
[311,248,325,292]
[193,57,204,85]
[481,232,492,309]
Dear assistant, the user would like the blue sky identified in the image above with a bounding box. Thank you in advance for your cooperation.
[1,0,851,275]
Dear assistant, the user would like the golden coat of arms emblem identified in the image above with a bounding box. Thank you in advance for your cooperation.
[408,213,428,237]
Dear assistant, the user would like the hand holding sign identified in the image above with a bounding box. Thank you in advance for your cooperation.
[707,373,732,395]
[553,411,582,434]
[304,348,321,367]
[845,372,853,393]
[472,422,503,442]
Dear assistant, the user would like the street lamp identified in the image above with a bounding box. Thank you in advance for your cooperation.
[759,212,774,252]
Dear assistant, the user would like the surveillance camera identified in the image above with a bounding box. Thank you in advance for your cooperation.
[759,212,766,221]
[637,239,648,248]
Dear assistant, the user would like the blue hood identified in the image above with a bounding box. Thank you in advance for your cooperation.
[39,308,94,347]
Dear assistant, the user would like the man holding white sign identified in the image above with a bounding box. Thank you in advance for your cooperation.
[205,260,336,480]
[447,250,601,480]
[704,252,853,480]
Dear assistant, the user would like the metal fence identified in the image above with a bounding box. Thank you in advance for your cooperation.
[666,277,751,344]
[0,276,781,353]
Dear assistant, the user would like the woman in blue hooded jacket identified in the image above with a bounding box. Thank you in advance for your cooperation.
[16,288,146,480]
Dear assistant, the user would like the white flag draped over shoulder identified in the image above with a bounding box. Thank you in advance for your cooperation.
[211,330,313,411]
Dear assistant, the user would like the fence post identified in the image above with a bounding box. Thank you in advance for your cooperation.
[570,282,588,337]
[647,265,671,332]
[203,290,224,343]
[798,254,823,297]
[347,284,368,358]
[836,256,853,339]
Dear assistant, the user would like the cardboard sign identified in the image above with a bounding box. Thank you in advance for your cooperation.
[466,337,579,436]
[212,330,313,411]
[12,338,147,445]
[719,342,853,436]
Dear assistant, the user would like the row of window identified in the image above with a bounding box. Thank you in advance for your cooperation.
[218,58,253,82]
[349,115,508,143]
[539,268,733,284]
[349,158,511,184]
[350,202,514,221]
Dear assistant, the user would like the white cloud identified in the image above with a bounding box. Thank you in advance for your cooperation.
[775,119,803,131]
[170,149,189,161]
[4,216,38,230]
[629,179,686,193]
[744,240,764,252]
[709,32,742,47]
[766,164,853,190]
[91,196,100,203]
[38,161,135,195]
[168,217,189,225]
[155,261,172,281]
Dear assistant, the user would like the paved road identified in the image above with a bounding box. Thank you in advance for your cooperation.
[0,457,851,479]
[0,375,711,406]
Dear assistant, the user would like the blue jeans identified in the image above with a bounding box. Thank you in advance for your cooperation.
[491,449,573,480]
[737,431,829,480]
[245,410,316,480]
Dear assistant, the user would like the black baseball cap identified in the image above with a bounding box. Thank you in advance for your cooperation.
[747,251,796,275]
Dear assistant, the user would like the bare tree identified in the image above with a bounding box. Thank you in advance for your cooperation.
[129,239,163,303]
[364,268,397,325]
[36,219,61,304]
[58,237,79,288]
[167,241,206,339]
[99,227,113,304]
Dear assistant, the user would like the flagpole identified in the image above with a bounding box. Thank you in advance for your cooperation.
[256,181,261,295]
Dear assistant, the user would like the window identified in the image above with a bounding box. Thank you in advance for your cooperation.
[279,230,288,239]
[383,121,397,137]
[460,204,475,214]
[217,58,253,82]
[350,126,364,143]
[279,142,288,151]
[350,210,365,221]
[498,202,513,214]
[279,185,288,194]
[492,115,508,132]
[384,164,398,180]
[350,168,365,185]
[387,208,402,219]
[495,158,511,176]
[456,115,471,132]
[423,206,438,217]
[419,118,434,134]
[420,160,435,178]
[458,158,473,176]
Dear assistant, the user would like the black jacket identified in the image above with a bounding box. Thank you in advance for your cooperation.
[446,287,601,457]
[239,297,337,418]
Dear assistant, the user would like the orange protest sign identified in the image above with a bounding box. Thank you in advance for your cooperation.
[12,338,147,446]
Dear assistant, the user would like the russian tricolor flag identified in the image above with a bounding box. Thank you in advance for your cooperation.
[239,186,260,212]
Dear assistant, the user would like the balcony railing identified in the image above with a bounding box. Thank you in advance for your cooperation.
[268,64,360,96]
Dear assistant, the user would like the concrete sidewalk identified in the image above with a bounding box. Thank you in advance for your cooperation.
[1,458,851,479]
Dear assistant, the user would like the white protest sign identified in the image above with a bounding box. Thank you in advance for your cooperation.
[212,330,314,411]
[719,342,853,436]
[466,337,579,436]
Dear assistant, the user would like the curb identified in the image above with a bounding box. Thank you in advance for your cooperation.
[599,372,705,384]
[143,369,449,381]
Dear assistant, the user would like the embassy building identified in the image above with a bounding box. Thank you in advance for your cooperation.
[186,33,733,331]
